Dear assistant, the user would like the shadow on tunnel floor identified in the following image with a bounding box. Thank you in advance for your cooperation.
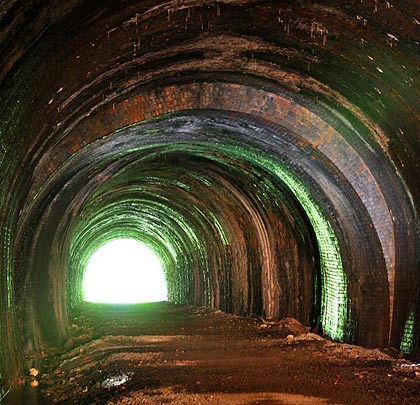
[33,302,420,404]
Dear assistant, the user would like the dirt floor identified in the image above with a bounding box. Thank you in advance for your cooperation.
[29,302,420,404]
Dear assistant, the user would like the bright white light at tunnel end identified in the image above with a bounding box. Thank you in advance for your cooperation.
[83,238,168,304]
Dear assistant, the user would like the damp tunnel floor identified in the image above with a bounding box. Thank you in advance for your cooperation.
[12,302,420,405]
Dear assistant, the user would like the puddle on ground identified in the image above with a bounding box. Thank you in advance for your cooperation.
[2,384,53,405]
[100,372,130,388]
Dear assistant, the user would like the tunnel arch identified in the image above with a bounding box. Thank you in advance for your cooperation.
[0,0,418,395]
[17,110,389,356]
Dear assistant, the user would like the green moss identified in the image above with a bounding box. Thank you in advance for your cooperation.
[400,310,415,354]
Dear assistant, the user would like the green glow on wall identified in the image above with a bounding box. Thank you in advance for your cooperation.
[83,238,168,304]
[400,310,415,354]
[210,212,229,246]
[277,170,347,340]
[187,142,348,341]
[247,151,347,340]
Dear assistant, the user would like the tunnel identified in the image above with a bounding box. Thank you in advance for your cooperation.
[0,0,419,402]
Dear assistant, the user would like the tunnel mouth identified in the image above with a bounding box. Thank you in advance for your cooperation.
[82,238,168,304]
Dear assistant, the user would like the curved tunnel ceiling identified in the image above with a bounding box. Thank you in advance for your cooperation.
[0,0,419,392]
